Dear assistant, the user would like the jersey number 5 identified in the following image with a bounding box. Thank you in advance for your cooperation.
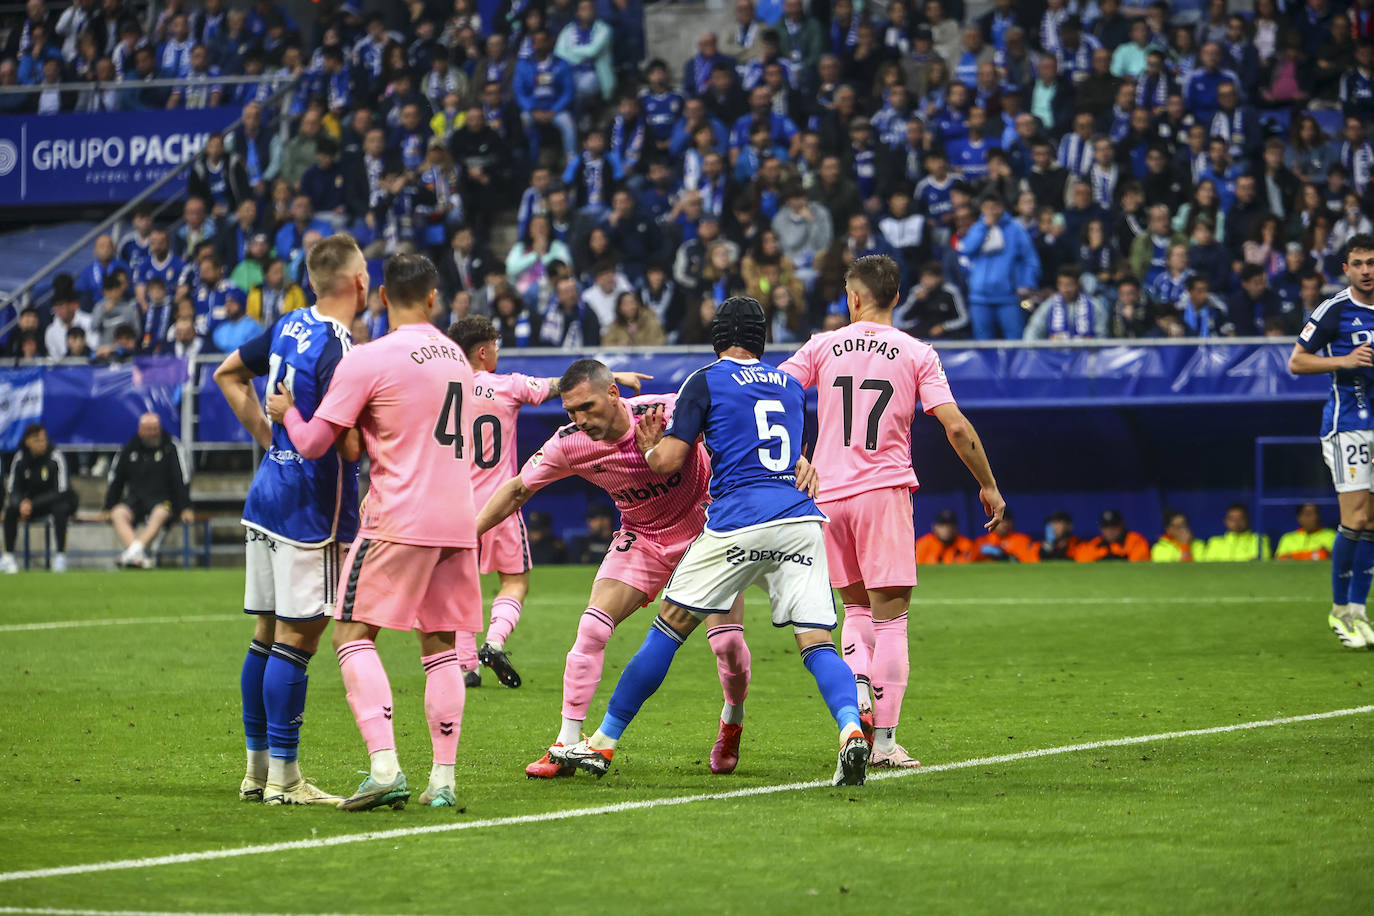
[754,399,791,472]
[833,376,894,451]
[433,381,466,458]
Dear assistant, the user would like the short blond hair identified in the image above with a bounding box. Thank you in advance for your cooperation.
[306,234,364,296]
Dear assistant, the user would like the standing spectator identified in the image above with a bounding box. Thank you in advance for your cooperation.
[273,196,331,268]
[1275,503,1336,561]
[91,275,139,354]
[962,194,1040,339]
[556,0,615,113]
[0,423,78,574]
[278,108,324,189]
[102,412,193,569]
[247,259,305,327]
[298,138,348,228]
[915,509,973,565]
[515,28,577,166]
[776,0,823,72]
[1072,509,1150,562]
[1151,511,1199,562]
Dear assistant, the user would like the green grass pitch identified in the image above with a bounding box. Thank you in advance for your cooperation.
[2,562,1373,914]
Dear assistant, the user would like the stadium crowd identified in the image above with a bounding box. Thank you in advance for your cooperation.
[5,0,1374,356]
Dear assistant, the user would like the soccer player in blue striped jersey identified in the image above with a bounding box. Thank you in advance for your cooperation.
[1290,234,1374,649]
[213,234,368,804]
[554,297,871,786]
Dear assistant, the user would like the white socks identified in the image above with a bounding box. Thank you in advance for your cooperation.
[874,727,897,755]
[267,757,301,788]
[1350,603,1368,621]
[721,702,745,725]
[856,679,872,712]
[557,717,583,747]
[246,748,268,782]
[429,763,454,790]
[370,748,400,783]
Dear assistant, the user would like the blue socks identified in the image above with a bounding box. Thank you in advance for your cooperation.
[801,642,862,733]
[240,640,270,753]
[599,618,685,741]
[1351,531,1374,607]
[264,642,313,762]
[1333,526,1359,605]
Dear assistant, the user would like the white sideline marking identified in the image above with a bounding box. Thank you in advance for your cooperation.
[0,615,231,633]
[0,595,1315,634]
[1,705,1368,886]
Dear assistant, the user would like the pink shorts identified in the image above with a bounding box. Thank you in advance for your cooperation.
[478,512,531,575]
[594,528,694,606]
[818,486,918,589]
[336,538,483,633]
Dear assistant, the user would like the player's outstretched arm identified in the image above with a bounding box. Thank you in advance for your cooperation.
[477,476,536,538]
[930,402,1005,531]
[212,350,271,449]
[1289,342,1372,375]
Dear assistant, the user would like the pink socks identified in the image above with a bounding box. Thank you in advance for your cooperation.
[706,624,751,708]
[337,640,396,755]
[486,596,523,647]
[456,631,479,671]
[871,613,909,729]
[421,650,465,766]
[562,607,615,720]
[841,604,875,693]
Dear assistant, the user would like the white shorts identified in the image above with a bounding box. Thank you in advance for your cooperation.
[1323,430,1374,493]
[664,520,837,630]
[243,528,343,621]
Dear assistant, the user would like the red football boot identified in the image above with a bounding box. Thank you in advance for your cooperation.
[710,721,743,774]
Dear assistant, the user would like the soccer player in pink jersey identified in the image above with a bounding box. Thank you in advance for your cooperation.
[779,254,1006,769]
[476,358,754,778]
[265,254,482,810]
[446,315,649,689]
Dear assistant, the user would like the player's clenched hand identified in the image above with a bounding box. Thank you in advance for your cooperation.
[635,403,666,455]
[337,428,364,462]
[794,456,820,498]
[613,371,653,394]
[980,485,1006,531]
[265,383,295,425]
[1343,345,1374,369]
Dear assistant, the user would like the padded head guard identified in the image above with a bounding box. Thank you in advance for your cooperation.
[712,296,767,356]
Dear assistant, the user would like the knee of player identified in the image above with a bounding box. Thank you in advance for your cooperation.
[792,628,833,653]
[658,602,700,638]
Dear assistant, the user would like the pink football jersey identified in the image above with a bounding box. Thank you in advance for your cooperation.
[779,321,955,503]
[470,370,551,507]
[313,322,478,547]
[519,393,710,545]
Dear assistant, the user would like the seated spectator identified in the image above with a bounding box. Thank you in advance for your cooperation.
[601,291,665,347]
[177,196,218,257]
[638,263,685,341]
[274,196,332,267]
[65,326,91,360]
[190,252,247,336]
[506,215,574,298]
[600,190,661,284]
[1176,275,1236,338]
[561,129,622,213]
[570,504,616,563]
[142,277,175,354]
[1024,266,1108,339]
[0,423,78,574]
[1199,503,1271,561]
[299,138,348,228]
[1147,243,1193,311]
[437,225,495,308]
[210,287,263,353]
[187,134,249,220]
[1151,511,1198,562]
[1111,277,1155,338]
[1275,503,1336,561]
[248,259,306,326]
[91,275,139,354]
[916,509,973,565]
[93,323,140,364]
[898,261,970,339]
[1228,264,1287,337]
[539,275,601,348]
[972,510,1038,563]
[44,290,94,359]
[278,108,324,188]
[1072,509,1150,562]
[169,313,207,365]
[1130,203,1187,287]
[580,261,633,328]
[101,412,194,569]
[525,511,567,565]
[76,234,132,310]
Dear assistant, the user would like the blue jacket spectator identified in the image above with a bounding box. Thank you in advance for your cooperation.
[514,32,578,162]
[1183,44,1241,125]
[962,198,1040,340]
